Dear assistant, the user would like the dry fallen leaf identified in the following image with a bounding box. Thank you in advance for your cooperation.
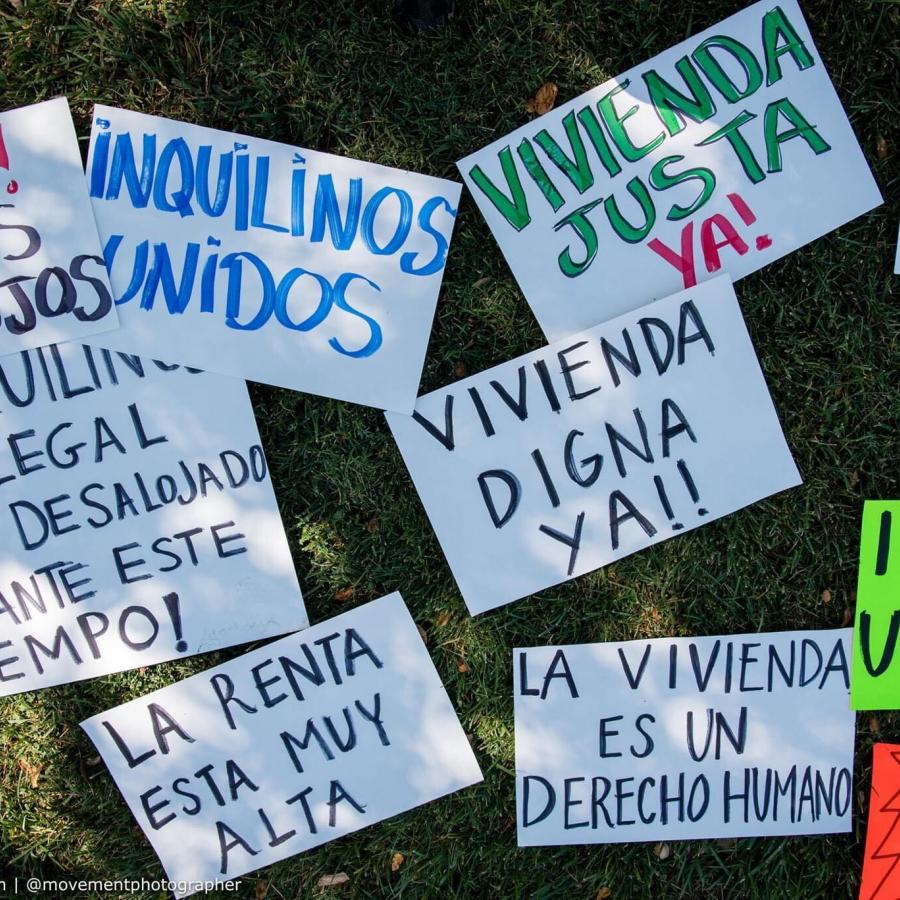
[391,852,405,872]
[876,135,888,159]
[526,82,558,115]
[457,658,470,673]
[821,589,832,604]
[653,842,671,861]
[335,587,355,603]
[417,624,429,644]
[255,880,269,900]
[436,611,452,628]
[473,276,490,289]
[851,470,860,486]
[596,887,612,899]
[455,361,467,378]
[18,758,42,788]
[317,873,350,888]
[869,716,880,733]
[366,518,379,533]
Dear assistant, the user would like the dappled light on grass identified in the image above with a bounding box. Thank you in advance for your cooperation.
[0,0,896,896]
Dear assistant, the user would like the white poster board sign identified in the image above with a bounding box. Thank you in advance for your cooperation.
[83,592,483,896]
[514,629,855,845]
[86,105,462,412]
[0,98,119,356]
[387,276,801,615]
[458,0,883,341]
[0,342,306,695]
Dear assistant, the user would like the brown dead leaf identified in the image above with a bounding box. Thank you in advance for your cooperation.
[255,880,269,900]
[653,842,671,861]
[716,837,737,849]
[821,589,832,604]
[851,471,860,486]
[457,658,470,673]
[18,758,42,788]
[455,361,467,378]
[876,135,888,159]
[526,82,558,115]
[869,716,881,733]
[436,611,452,628]
[596,888,612,899]
[417,624,429,644]
[391,852,405,872]
[317,873,350,888]
[366,518,379,533]
[335,587,355,603]
[473,276,490,289]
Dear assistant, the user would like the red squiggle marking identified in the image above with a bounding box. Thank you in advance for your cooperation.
[0,124,9,171]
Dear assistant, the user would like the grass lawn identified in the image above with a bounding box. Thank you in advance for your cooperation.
[1,0,898,897]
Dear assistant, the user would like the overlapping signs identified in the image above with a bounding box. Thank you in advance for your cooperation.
[514,629,855,845]
[459,0,883,340]
[0,342,307,695]
[0,98,119,356]
[85,106,461,412]
[388,276,801,615]
[82,593,483,896]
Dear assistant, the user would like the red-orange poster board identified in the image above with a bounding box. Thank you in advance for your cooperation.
[861,743,900,899]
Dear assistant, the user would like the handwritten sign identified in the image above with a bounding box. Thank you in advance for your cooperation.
[85,106,462,412]
[82,593,483,896]
[514,629,855,845]
[458,0,883,341]
[387,276,800,615]
[852,501,900,710]
[0,98,119,356]
[0,341,307,695]
[861,743,900,900]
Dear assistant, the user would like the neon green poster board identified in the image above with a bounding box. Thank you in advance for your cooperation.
[851,501,900,710]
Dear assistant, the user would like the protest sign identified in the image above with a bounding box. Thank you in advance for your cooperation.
[851,500,900,710]
[387,275,800,615]
[861,743,900,900]
[82,592,483,896]
[0,341,307,695]
[514,628,855,845]
[458,0,883,341]
[0,98,119,356]
[85,105,461,412]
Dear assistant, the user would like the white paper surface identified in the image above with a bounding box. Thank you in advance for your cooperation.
[387,275,801,615]
[85,105,462,412]
[0,342,306,695]
[514,628,855,845]
[459,0,883,341]
[0,98,119,356]
[82,593,483,896]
